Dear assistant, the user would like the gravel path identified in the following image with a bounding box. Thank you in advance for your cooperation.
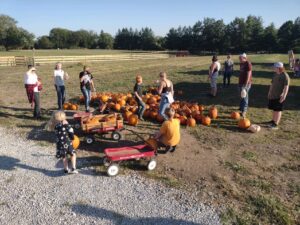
[0,127,221,225]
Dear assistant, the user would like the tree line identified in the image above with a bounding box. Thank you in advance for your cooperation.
[0,14,299,53]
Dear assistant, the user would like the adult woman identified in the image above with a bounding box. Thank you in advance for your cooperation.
[54,63,68,110]
[208,55,221,97]
[267,62,290,130]
[24,65,42,119]
[79,66,95,112]
[157,72,174,120]
[223,54,234,87]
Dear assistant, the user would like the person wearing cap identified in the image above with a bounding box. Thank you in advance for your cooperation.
[24,65,42,119]
[238,53,252,118]
[267,62,290,129]
[208,55,221,97]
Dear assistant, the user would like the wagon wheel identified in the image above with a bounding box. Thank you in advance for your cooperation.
[111,131,122,141]
[107,164,119,177]
[74,122,81,130]
[147,159,157,171]
[85,135,94,144]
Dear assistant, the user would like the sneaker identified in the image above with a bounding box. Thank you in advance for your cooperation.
[139,117,145,121]
[64,168,70,174]
[69,168,78,174]
[268,123,279,130]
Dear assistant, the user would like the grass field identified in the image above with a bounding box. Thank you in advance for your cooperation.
[0,53,299,225]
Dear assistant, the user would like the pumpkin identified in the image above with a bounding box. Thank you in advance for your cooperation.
[118,99,126,107]
[70,104,78,111]
[145,138,158,150]
[231,112,240,120]
[143,109,151,118]
[198,105,205,112]
[123,110,133,121]
[187,117,196,127]
[238,118,251,129]
[209,106,218,119]
[179,115,187,125]
[156,114,165,123]
[195,113,203,123]
[101,95,109,103]
[114,103,121,111]
[201,116,211,126]
[247,124,261,133]
[128,114,138,126]
[63,103,70,110]
[147,97,157,105]
[150,111,158,120]
[79,96,84,103]
[72,135,80,149]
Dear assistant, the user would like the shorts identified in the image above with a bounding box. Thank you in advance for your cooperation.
[210,73,218,88]
[56,145,76,158]
[268,98,284,111]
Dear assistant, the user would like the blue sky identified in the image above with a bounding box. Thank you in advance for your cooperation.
[1,0,299,37]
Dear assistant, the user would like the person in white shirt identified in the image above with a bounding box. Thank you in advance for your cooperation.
[24,65,41,119]
[54,62,68,110]
[208,55,221,97]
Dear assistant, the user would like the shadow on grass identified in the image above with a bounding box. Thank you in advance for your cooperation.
[71,204,205,225]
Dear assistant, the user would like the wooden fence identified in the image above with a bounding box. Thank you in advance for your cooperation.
[0,53,171,67]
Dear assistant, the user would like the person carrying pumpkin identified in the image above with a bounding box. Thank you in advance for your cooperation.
[54,110,78,174]
[155,107,180,153]
[79,66,96,112]
[134,75,146,121]
[267,62,290,130]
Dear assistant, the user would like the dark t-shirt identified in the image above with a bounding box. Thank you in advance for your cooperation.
[269,73,290,99]
[134,83,143,98]
[79,71,93,89]
[239,61,252,86]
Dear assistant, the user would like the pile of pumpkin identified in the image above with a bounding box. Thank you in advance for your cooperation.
[77,89,252,129]
[63,102,79,111]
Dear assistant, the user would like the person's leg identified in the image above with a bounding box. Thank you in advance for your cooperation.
[61,86,65,106]
[55,85,62,110]
[33,92,41,118]
[81,87,89,111]
[273,111,282,125]
[139,100,146,120]
[159,97,170,120]
[240,86,251,117]
[228,72,232,86]
[223,72,227,87]
[62,157,69,172]
[69,154,78,173]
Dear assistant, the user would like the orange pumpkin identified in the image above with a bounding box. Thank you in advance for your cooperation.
[187,117,196,127]
[143,109,151,118]
[114,103,121,111]
[179,115,187,125]
[209,106,218,119]
[238,118,251,129]
[147,97,157,105]
[202,116,211,126]
[128,114,138,126]
[123,110,133,121]
[198,105,205,112]
[195,113,203,123]
[63,103,70,110]
[150,111,158,120]
[145,138,158,150]
[118,99,126,107]
[72,135,80,149]
[101,95,109,103]
[70,104,78,111]
[156,114,165,123]
[231,112,240,120]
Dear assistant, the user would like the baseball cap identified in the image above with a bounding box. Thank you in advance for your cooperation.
[274,62,284,68]
[239,53,247,58]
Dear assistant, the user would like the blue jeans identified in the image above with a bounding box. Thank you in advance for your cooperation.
[81,87,91,111]
[239,85,251,113]
[55,85,65,110]
[136,98,146,118]
[159,96,170,120]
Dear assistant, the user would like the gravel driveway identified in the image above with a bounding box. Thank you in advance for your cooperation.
[0,127,221,225]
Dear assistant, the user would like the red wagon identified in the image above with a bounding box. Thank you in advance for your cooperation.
[103,144,157,176]
[72,111,93,129]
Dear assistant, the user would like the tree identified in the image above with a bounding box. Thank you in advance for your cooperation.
[139,27,158,50]
[0,14,17,47]
[227,17,247,53]
[277,21,294,52]
[98,30,114,49]
[245,16,264,52]
[262,23,278,53]
[49,28,72,48]
[35,36,53,49]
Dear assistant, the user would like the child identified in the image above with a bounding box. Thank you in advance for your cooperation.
[54,111,78,174]
[134,75,146,120]
[267,62,290,130]
[155,107,180,153]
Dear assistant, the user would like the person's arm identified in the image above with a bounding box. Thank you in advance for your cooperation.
[170,82,174,96]
[134,91,142,101]
[53,71,56,86]
[209,63,216,78]
[279,85,289,103]
[157,81,164,95]
[267,85,272,99]
[155,122,166,139]
[245,62,252,86]
[90,79,96,91]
